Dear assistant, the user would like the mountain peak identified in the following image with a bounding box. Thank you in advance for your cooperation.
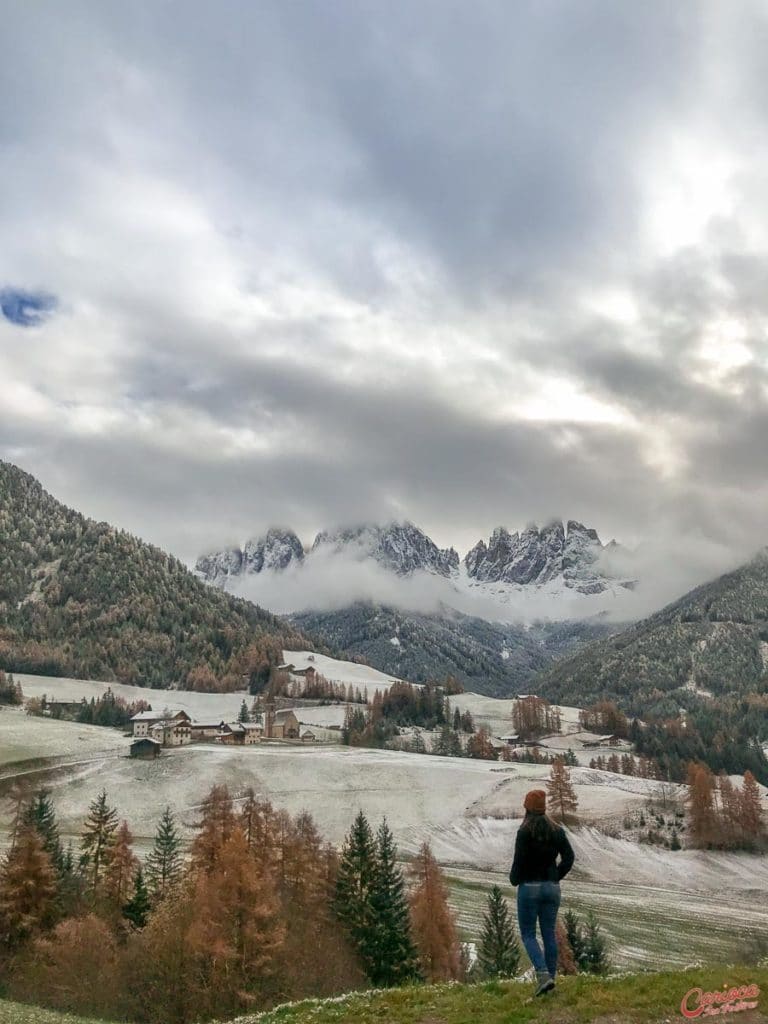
[464,518,623,594]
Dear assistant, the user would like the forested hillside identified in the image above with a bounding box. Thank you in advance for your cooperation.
[536,553,768,780]
[0,462,311,687]
[291,603,613,696]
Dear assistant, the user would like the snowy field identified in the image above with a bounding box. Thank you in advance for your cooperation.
[13,672,252,721]
[0,706,128,768]
[280,650,405,693]
[1,707,766,968]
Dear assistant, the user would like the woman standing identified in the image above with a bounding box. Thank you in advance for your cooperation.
[509,789,575,996]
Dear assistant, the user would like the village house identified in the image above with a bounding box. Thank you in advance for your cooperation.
[583,734,622,749]
[217,721,263,745]
[149,717,192,747]
[130,708,191,738]
[189,719,226,741]
[130,737,162,760]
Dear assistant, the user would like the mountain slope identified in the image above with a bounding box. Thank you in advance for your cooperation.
[0,462,311,687]
[535,550,768,711]
[290,603,614,696]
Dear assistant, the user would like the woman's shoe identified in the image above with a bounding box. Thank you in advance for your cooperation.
[535,970,555,996]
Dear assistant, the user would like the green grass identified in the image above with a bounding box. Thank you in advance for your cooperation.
[229,968,768,1024]
[3,967,767,1024]
[446,870,768,970]
[0,1003,107,1024]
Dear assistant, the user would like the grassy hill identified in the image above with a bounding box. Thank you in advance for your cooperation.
[3,967,766,1024]
[0,462,312,687]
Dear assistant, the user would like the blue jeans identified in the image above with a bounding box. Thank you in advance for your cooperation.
[516,881,561,977]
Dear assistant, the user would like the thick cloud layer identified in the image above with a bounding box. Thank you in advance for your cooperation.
[2,1,768,614]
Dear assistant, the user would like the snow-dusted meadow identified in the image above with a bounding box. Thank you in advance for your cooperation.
[3,658,767,970]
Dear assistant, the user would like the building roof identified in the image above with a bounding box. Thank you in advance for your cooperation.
[150,719,189,731]
[132,709,190,722]
[131,737,161,747]
[274,709,298,722]
[190,720,226,729]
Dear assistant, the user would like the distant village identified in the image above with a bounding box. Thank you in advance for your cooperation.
[129,704,314,759]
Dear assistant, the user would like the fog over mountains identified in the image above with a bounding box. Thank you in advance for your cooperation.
[196,518,639,622]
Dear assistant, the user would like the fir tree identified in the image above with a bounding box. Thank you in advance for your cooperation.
[334,810,378,976]
[0,827,58,949]
[477,885,520,978]
[368,820,421,986]
[547,758,579,822]
[564,908,586,969]
[146,806,183,900]
[123,866,151,928]
[238,699,250,723]
[80,789,118,892]
[583,911,610,974]
[22,788,65,874]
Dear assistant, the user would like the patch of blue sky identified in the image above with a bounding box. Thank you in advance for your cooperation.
[0,288,58,326]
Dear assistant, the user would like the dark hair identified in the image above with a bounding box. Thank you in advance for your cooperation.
[521,810,558,843]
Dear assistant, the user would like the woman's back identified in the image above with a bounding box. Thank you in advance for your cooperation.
[509,814,574,885]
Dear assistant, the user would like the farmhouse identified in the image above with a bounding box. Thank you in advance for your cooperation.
[149,717,192,747]
[131,709,191,738]
[130,737,161,759]
[217,721,263,745]
[189,719,226,741]
[583,734,622,748]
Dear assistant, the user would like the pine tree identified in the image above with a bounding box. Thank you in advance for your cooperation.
[564,908,586,970]
[367,820,421,986]
[146,806,183,901]
[333,810,378,976]
[0,827,58,949]
[740,771,766,848]
[186,828,285,1019]
[123,866,151,928]
[238,699,250,723]
[686,763,718,848]
[408,842,461,982]
[583,911,610,974]
[104,820,138,908]
[80,789,118,892]
[22,788,65,874]
[547,758,579,822]
[191,784,236,874]
[477,885,520,978]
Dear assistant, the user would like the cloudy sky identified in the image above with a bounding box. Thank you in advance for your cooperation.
[2,1,768,606]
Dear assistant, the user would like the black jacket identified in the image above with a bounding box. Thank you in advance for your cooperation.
[509,817,575,886]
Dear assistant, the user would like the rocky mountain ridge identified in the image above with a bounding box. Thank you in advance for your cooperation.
[196,518,633,597]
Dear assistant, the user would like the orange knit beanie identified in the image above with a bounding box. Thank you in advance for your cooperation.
[524,789,546,814]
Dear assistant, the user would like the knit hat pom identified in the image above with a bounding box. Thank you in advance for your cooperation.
[524,789,546,813]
